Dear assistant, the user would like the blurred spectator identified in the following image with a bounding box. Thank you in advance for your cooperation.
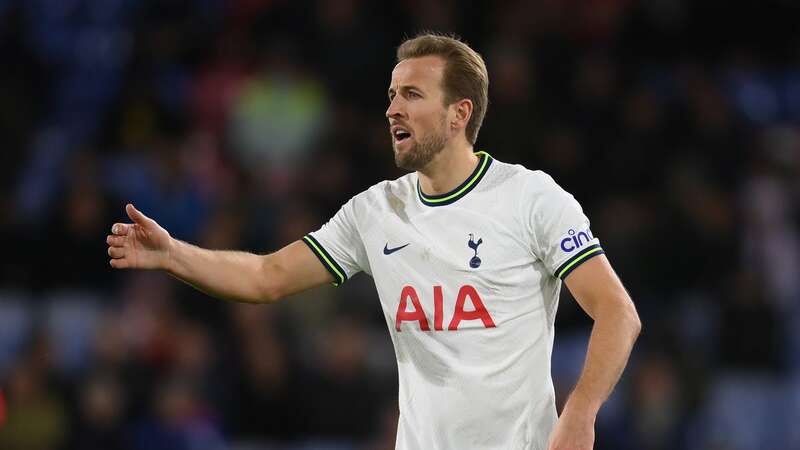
[299,314,382,442]
[0,349,67,450]
[227,42,329,176]
[68,372,130,450]
[133,376,225,450]
[0,388,6,427]
[630,355,685,450]
[229,316,298,442]
[718,271,784,372]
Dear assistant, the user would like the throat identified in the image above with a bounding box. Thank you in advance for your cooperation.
[418,150,479,196]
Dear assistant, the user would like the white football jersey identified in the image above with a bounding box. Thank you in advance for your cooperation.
[303,152,603,450]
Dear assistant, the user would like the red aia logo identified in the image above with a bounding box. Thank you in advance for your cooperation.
[395,285,496,331]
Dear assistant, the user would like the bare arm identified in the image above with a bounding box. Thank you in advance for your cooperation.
[547,255,641,450]
[107,204,333,303]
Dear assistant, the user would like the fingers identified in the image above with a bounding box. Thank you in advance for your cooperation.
[108,245,131,269]
[113,203,149,234]
[125,203,153,227]
[106,235,125,247]
[109,258,129,269]
[108,223,131,269]
[109,204,146,270]
[108,246,125,259]
[111,223,132,236]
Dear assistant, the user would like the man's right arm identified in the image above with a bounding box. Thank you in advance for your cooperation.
[107,204,334,304]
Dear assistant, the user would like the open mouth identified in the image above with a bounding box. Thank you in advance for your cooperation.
[392,127,412,144]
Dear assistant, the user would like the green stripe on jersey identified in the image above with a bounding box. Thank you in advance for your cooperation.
[557,246,604,279]
[417,152,493,207]
[302,235,346,286]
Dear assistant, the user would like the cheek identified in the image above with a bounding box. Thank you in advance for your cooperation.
[411,106,447,135]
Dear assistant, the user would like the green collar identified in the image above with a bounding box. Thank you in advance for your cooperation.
[417,151,493,207]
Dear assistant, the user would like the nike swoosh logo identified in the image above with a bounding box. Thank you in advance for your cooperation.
[383,243,410,255]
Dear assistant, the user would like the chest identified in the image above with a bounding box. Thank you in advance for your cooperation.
[363,207,534,284]
[363,206,548,332]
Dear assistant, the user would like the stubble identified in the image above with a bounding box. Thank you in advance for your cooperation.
[394,116,448,171]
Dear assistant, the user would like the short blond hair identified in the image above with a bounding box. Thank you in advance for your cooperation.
[397,32,489,145]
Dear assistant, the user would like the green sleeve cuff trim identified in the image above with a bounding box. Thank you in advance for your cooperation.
[302,235,347,286]
[555,244,604,280]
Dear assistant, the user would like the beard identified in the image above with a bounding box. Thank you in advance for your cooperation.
[393,118,448,171]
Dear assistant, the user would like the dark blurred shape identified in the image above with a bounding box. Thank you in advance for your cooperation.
[0,388,6,427]
[630,355,685,450]
[69,372,130,450]
[133,375,225,450]
[718,271,784,372]
[299,314,381,441]
[0,352,67,450]
[230,312,298,442]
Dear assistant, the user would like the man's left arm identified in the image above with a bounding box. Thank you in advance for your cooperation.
[547,254,641,450]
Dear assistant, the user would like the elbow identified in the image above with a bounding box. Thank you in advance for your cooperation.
[605,294,641,341]
[257,255,285,304]
[632,313,642,338]
[259,283,282,304]
[595,294,642,339]
[259,275,288,304]
[627,304,642,340]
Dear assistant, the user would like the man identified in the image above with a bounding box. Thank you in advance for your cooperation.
[107,33,641,450]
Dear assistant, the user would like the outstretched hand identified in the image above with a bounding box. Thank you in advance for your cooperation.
[107,204,172,270]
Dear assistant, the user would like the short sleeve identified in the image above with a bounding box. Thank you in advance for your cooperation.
[521,171,604,280]
[302,197,369,286]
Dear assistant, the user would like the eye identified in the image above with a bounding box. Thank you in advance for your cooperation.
[408,91,421,99]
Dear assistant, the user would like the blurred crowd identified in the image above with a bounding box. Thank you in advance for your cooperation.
[1,1,800,449]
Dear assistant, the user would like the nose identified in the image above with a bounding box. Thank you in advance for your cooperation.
[386,96,405,120]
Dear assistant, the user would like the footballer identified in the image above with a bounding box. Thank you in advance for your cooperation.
[107,33,641,450]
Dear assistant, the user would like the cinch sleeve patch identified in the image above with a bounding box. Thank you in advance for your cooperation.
[302,234,348,286]
[554,244,604,280]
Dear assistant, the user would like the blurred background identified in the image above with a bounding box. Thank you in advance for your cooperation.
[0,0,799,449]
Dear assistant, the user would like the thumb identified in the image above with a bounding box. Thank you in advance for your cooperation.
[126,203,153,227]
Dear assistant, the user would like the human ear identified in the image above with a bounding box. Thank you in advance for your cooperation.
[451,99,473,129]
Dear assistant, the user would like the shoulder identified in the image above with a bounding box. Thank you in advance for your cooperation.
[353,173,415,204]
[486,160,581,227]
[486,158,562,197]
[344,173,416,221]
[522,169,564,197]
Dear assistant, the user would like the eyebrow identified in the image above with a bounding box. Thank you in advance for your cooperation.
[388,85,424,98]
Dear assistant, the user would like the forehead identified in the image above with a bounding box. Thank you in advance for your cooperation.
[389,55,445,91]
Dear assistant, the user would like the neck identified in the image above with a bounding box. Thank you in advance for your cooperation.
[418,141,477,195]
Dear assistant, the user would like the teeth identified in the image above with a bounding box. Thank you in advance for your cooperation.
[391,126,411,142]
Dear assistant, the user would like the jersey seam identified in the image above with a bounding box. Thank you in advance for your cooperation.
[518,172,545,262]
